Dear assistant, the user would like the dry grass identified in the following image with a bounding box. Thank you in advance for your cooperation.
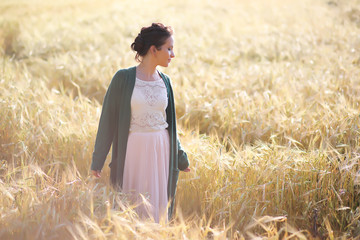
[1,0,360,239]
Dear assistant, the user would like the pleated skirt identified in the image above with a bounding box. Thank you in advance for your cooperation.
[122,129,170,223]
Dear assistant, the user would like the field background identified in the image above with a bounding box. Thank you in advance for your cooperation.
[1,0,360,239]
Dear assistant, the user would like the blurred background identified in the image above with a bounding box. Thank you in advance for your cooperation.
[1,0,360,239]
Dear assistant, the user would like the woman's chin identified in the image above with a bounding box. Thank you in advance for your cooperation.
[159,63,169,68]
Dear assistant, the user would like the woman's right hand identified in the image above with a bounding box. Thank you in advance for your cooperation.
[91,170,101,178]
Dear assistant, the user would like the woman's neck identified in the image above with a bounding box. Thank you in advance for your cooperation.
[136,60,159,81]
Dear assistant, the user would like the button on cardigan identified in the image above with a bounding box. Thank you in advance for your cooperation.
[91,66,189,219]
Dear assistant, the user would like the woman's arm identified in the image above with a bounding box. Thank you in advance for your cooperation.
[91,72,121,172]
[177,139,190,171]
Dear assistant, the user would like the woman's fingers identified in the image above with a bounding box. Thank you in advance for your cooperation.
[92,170,101,178]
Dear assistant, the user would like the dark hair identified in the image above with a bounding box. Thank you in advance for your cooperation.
[131,23,173,62]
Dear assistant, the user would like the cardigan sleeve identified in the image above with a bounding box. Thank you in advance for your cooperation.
[160,71,190,171]
[177,139,189,171]
[91,72,121,171]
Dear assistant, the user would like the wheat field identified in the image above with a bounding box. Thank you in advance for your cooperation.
[1,0,360,239]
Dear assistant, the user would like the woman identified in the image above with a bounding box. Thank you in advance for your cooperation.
[90,23,190,223]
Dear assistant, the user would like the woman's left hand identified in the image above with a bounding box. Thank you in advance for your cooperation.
[91,170,101,178]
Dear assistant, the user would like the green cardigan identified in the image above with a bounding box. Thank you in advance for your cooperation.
[91,66,189,219]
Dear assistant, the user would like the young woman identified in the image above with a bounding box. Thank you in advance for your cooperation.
[90,23,190,223]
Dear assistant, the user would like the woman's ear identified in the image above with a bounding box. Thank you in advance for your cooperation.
[150,45,157,56]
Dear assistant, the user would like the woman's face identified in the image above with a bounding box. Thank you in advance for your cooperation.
[156,36,175,67]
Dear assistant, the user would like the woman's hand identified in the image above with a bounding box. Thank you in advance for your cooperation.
[183,167,191,172]
[91,170,101,178]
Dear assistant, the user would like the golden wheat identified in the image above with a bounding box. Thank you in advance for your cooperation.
[1,0,360,239]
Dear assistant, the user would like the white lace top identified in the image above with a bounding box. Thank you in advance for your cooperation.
[129,78,169,132]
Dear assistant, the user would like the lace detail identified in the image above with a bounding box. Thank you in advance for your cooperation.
[134,79,167,106]
[130,78,168,132]
[131,112,168,130]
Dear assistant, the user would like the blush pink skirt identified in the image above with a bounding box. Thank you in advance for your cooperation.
[122,129,170,223]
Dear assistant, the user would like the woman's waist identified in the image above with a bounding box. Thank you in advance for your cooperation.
[129,127,168,133]
[129,121,168,133]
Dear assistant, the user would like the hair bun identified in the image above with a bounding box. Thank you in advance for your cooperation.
[132,33,144,52]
